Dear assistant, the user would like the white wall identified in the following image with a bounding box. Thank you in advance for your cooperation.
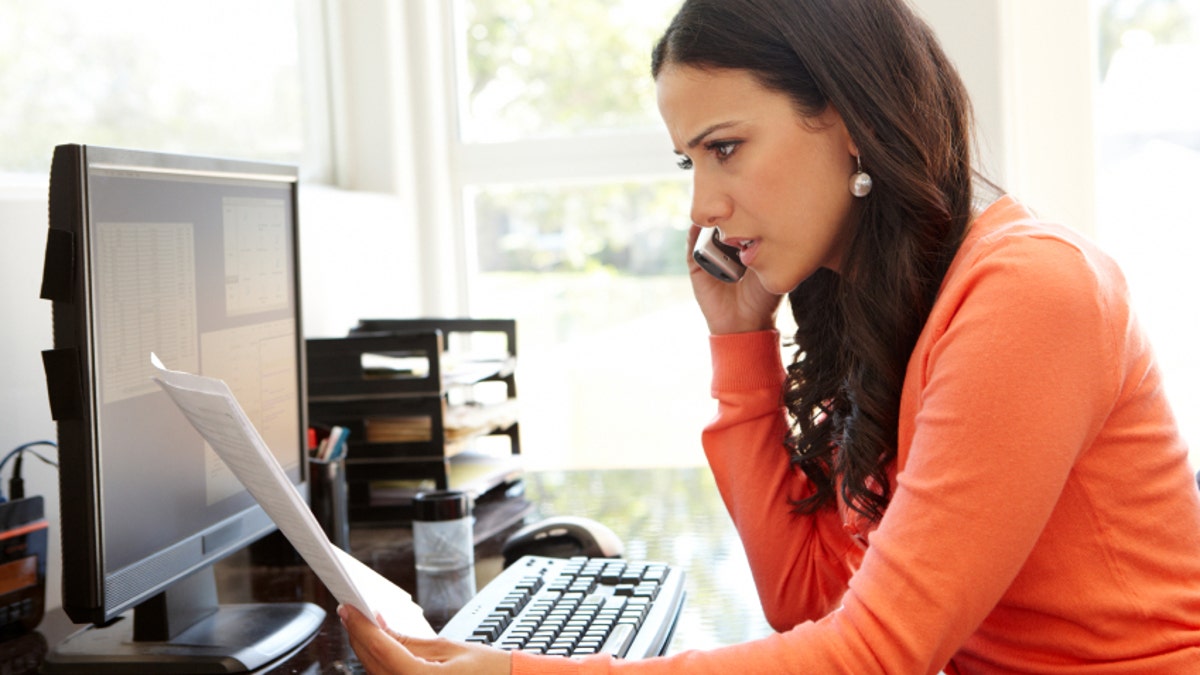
[298,185,422,337]
[0,187,64,615]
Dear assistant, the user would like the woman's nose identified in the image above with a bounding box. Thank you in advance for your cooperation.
[689,173,731,227]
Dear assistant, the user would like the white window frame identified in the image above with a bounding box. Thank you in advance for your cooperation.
[378,1,681,317]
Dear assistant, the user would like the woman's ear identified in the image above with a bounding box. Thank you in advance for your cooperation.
[818,105,859,160]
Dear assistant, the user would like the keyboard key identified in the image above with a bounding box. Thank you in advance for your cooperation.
[599,623,636,658]
[472,625,502,641]
[633,583,659,599]
[643,566,667,584]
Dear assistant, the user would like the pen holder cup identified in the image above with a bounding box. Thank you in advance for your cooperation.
[309,457,350,551]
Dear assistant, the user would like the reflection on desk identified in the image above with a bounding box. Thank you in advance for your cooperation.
[522,468,772,653]
[29,467,771,672]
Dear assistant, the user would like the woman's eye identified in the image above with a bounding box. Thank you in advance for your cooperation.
[710,141,740,161]
[676,141,739,170]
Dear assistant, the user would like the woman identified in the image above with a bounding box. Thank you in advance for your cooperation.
[341,0,1200,672]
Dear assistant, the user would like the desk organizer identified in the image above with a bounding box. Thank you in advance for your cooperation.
[306,319,522,524]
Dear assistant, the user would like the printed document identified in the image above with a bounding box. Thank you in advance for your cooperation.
[150,354,435,637]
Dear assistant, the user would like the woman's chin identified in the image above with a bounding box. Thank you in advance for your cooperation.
[755,265,833,296]
[750,269,793,297]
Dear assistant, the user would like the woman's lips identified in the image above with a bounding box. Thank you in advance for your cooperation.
[735,238,759,267]
[715,229,760,267]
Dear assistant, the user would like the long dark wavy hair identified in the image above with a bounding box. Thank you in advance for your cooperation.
[652,0,976,523]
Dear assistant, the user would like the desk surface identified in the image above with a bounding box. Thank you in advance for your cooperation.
[32,467,773,673]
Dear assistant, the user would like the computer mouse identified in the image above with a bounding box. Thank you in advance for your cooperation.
[501,515,625,567]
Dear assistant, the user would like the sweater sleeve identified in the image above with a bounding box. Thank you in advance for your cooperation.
[701,330,862,628]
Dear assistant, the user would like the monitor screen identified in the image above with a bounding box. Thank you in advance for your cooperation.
[40,145,322,672]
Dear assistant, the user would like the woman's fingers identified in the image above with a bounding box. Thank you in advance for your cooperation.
[339,604,512,674]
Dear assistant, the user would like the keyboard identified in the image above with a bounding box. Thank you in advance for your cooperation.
[439,555,686,659]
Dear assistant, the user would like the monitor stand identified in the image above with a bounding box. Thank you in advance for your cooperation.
[42,566,324,674]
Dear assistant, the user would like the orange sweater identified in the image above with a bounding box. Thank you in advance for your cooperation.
[513,196,1200,674]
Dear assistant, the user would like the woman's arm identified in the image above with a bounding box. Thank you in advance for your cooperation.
[702,329,862,628]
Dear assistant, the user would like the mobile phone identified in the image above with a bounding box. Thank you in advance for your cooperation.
[692,227,746,283]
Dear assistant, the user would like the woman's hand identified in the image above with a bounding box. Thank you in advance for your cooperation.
[687,225,783,335]
[339,605,512,675]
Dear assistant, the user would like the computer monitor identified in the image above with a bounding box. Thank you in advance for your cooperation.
[39,145,323,672]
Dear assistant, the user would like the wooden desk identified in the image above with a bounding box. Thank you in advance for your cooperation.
[28,467,772,673]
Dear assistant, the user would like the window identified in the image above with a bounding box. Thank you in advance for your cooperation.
[1093,0,1200,465]
[0,0,317,177]
[455,0,674,142]
[443,0,713,470]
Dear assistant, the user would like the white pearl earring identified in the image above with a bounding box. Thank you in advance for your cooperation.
[849,155,873,198]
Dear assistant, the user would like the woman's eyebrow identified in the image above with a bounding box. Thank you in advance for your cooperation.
[686,121,739,149]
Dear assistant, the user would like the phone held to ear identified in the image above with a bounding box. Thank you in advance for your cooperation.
[692,227,747,283]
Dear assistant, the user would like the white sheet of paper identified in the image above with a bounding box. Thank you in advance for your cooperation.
[150,353,435,638]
